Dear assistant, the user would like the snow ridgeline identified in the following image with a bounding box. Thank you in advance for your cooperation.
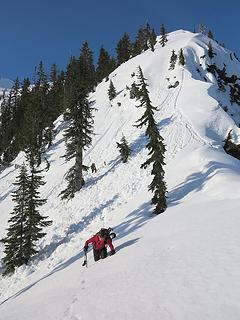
[0,30,240,320]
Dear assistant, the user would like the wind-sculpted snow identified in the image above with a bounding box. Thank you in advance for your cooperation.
[0,30,240,320]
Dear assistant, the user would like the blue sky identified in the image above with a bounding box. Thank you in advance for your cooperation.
[0,0,239,81]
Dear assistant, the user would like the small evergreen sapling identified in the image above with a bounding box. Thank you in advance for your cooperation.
[169,50,178,70]
[117,136,131,163]
[130,82,140,99]
[178,48,185,66]
[108,80,117,101]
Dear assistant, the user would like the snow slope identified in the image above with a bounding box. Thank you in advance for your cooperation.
[0,30,240,320]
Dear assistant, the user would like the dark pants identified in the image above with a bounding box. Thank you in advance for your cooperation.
[93,247,107,261]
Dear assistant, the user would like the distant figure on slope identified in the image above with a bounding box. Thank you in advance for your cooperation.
[91,162,97,173]
[84,228,116,262]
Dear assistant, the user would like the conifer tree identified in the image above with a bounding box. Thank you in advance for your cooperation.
[1,165,29,275]
[130,82,140,100]
[117,136,131,163]
[178,48,185,66]
[169,50,178,70]
[208,29,214,39]
[116,33,131,65]
[208,41,214,59]
[198,24,206,34]
[0,78,21,163]
[133,24,151,56]
[78,41,96,92]
[149,28,157,51]
[159,24,168,47]
[60,49,95,199]
[44,66,65,148]
[23,164,52,261]
[1,164,52,275]
[135,66,167,214]
[30,61,49,166]
[96,46,116,83]
[108,80,117,101]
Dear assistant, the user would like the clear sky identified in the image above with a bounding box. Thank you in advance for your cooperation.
[0,0,239,81]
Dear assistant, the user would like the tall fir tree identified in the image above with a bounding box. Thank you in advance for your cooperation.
[133,24,151,56]
[78,41,96,92]
[31,61,50,166]
[169,50,178,70]
[96,46,116,83]
[23,163,52,261]
[178,48,185,66]
[60,48,95,199]
[149,28,157,51]
[1,164,52,275]
[0,78,21,163]
[108,80,117,101]
[117,135,131,163]
[1,165,29,275]
[116,33,132,65]
[159,24,168,47]
[135,66,167,214]
[44,65,65,148]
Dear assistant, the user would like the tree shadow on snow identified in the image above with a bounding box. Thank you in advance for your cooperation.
[168,160,240,206]
[37,195,120,261]
[0,201,154,306]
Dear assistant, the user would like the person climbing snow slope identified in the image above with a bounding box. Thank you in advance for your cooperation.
[83,228,116,262]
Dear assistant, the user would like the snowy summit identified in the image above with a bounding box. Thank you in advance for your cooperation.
[0,29,240,320]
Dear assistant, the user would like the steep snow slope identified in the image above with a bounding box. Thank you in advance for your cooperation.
[0,30,240,320]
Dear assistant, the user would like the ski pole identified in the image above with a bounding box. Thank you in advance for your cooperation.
[82,251,88,267]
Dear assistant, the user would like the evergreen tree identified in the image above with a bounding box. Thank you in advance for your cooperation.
[169,50,178,70]
[108,80,117,101]
[1,165,29,275]
[208,41,215,59]
[116,33,131,65]
[208,29,214,39]
[60,52,95,199]
[117,136,131,163]
[78,41,96,92]
[198,24,206,34]
[178,48,185,66]
[130,82,140,99]
[31,61,50,166]
[44,66,65,148]
[23,164,52,261]
[159,24,168,47]
[1,164,52,275]
[133,24,151,56]
[0,78,21,163]
[135,66,167,214]
[96,46,116,83]
[149,28,157,51]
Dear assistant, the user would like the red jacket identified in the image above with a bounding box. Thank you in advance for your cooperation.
[85,234,114,251]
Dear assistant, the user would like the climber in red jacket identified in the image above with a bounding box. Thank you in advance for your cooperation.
[83,228,116,261]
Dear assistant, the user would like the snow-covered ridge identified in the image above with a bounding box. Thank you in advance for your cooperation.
[0,30,240,320]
